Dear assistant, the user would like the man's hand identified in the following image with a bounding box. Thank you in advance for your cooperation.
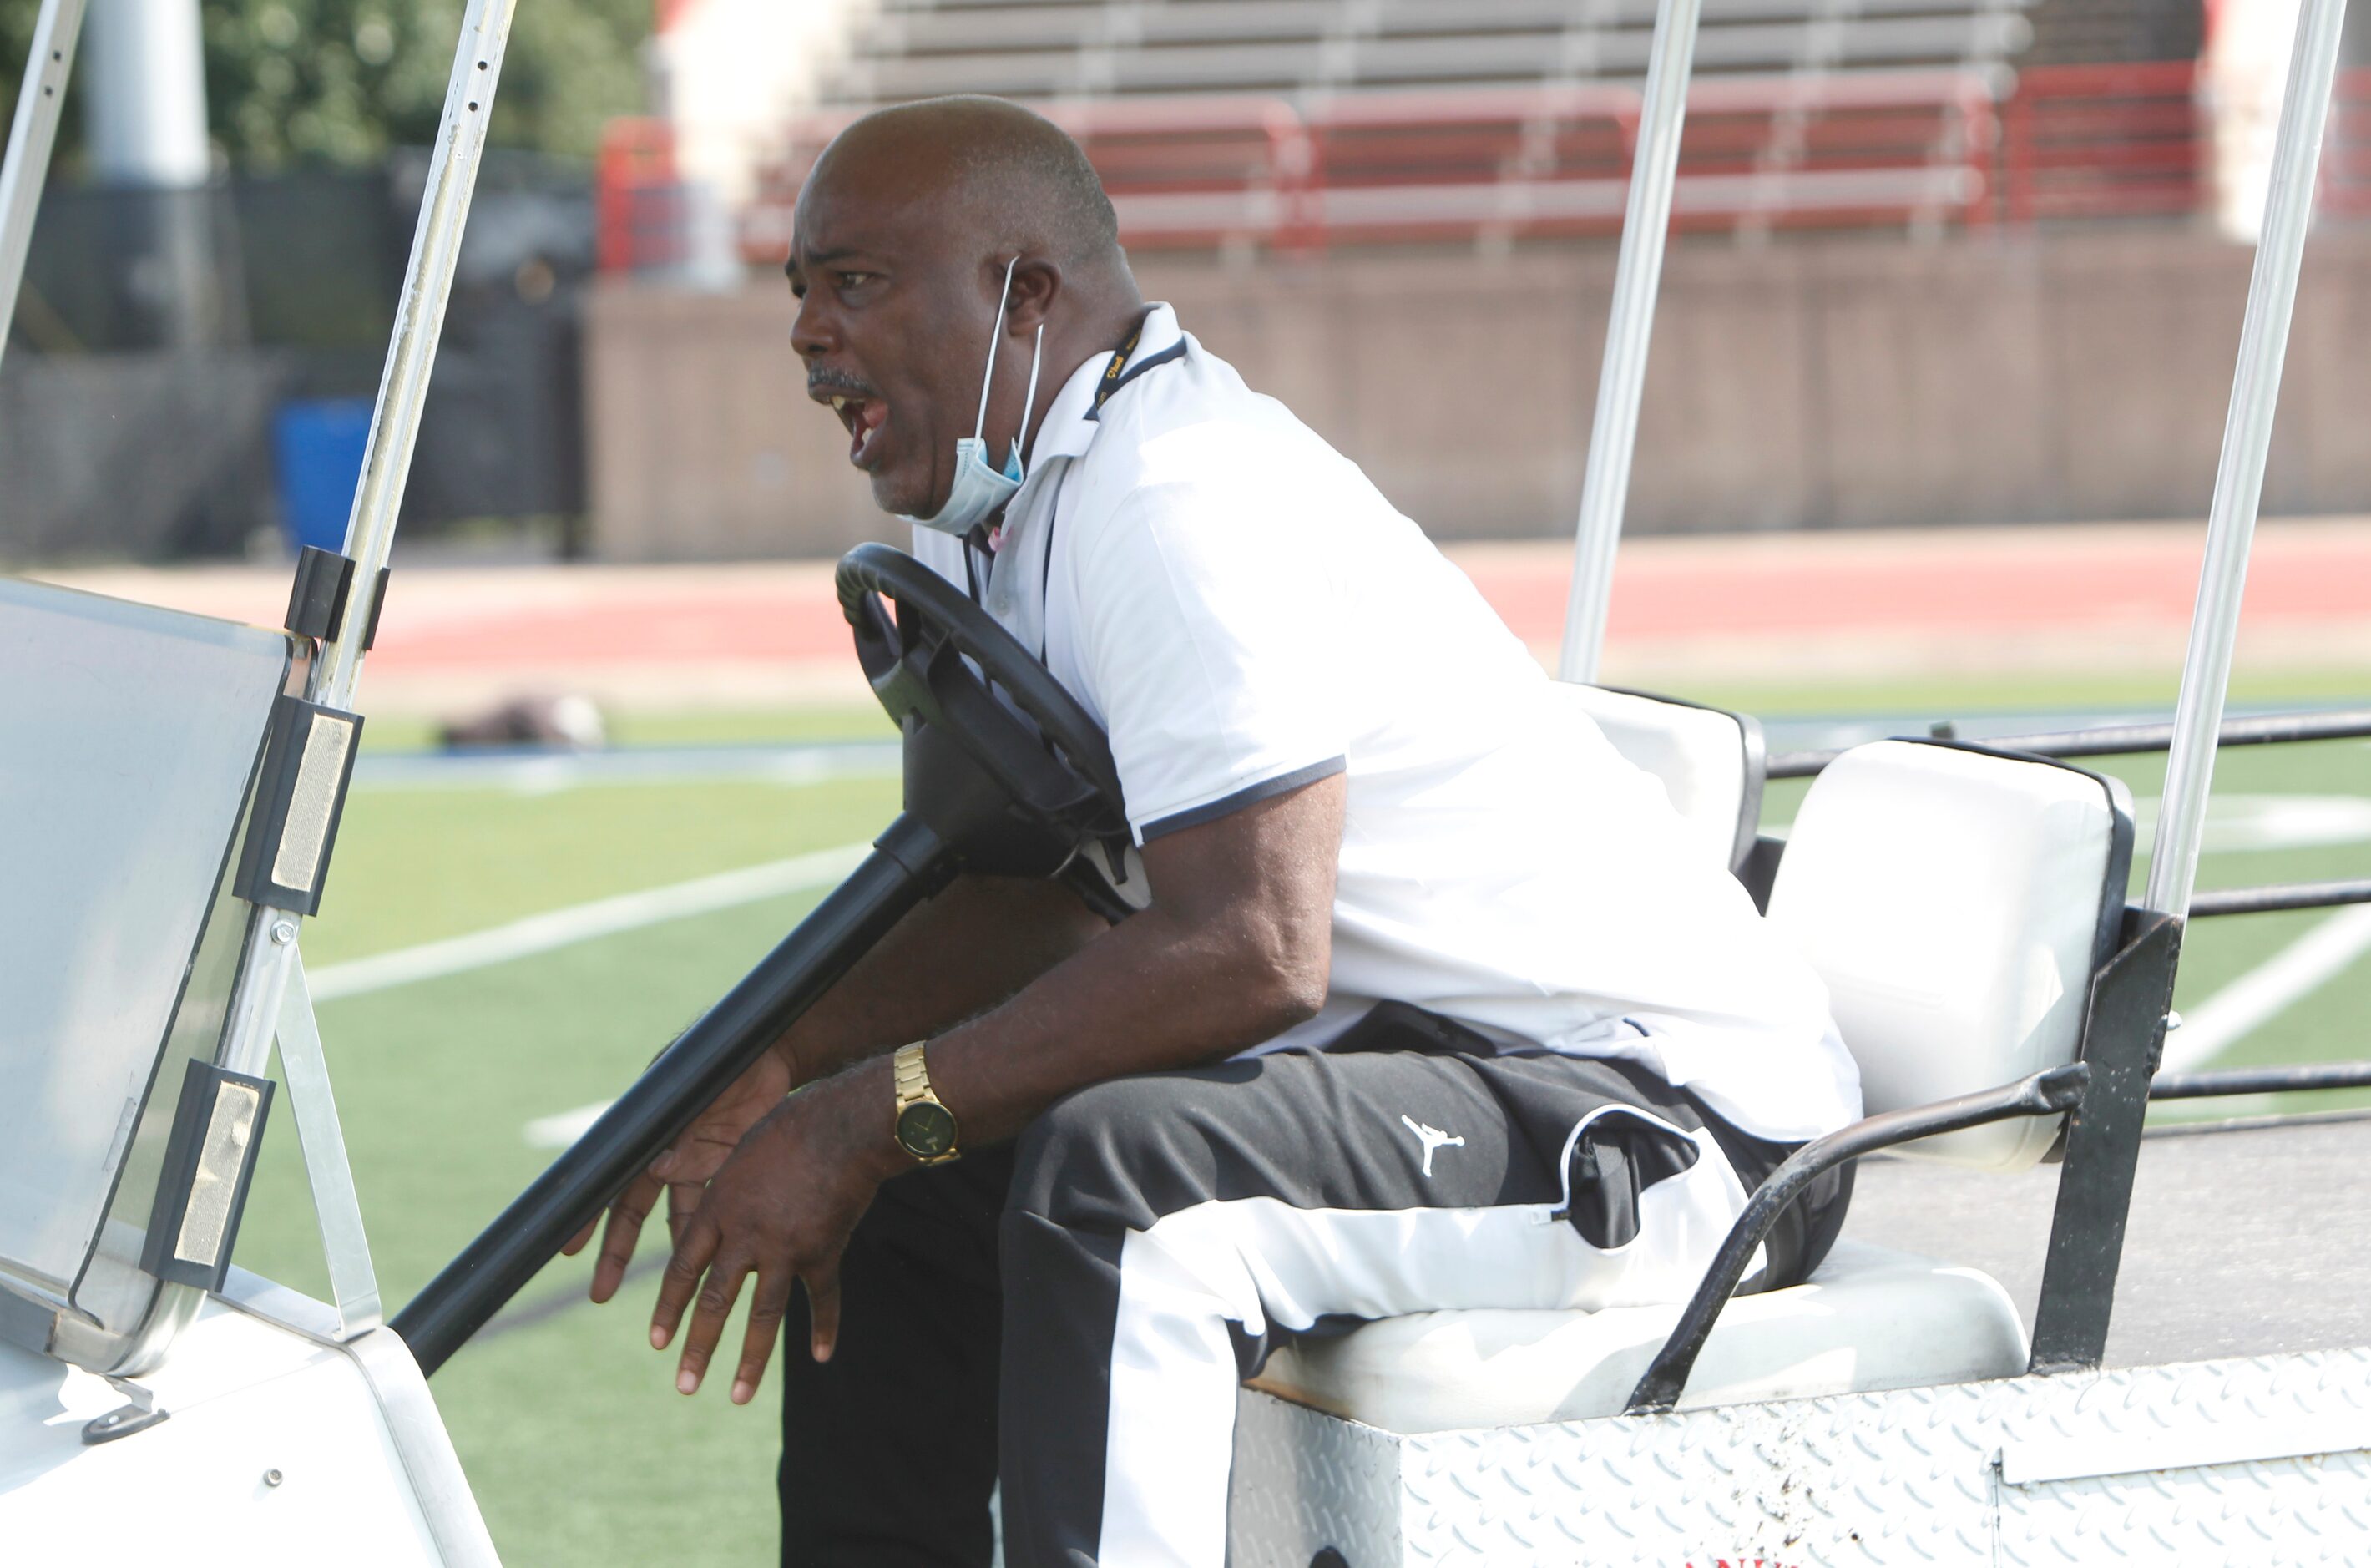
[618,775,1342,1404]
[648,1058,904,1404]
[561,1048,792,1303]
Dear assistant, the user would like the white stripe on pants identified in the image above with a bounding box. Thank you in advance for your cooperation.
[1097,1131,1753,1565]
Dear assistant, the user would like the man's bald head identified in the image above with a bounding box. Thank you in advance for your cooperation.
[786,95,1145,520]
[805,96,1122,272]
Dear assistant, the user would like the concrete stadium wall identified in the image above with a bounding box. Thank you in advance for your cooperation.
[583,228,2371,560]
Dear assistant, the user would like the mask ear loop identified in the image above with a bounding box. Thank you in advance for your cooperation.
[975,256,1021,443]
[1013,322,1045,472]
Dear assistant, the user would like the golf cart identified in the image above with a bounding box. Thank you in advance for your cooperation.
[5,0,2371,1558]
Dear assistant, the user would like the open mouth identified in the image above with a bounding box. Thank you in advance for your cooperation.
[825,392,891,469]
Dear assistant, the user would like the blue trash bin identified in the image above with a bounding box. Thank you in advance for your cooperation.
[270,398,375,554]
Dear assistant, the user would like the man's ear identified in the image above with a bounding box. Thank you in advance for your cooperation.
[1004,257,1061,336]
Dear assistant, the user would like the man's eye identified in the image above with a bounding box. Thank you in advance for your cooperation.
[837,271,876,291]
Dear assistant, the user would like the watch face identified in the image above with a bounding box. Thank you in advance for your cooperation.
[897,1100,958,1160]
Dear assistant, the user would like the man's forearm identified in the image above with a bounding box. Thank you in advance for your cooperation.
[919,778,1343,1149]
[920,899,1322,1149]
[772,873,1105,1087]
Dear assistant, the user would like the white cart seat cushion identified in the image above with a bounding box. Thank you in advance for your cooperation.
[1567,685,1762,873]
[1245,1241,2026,1434]
[1764,741,2131,1171]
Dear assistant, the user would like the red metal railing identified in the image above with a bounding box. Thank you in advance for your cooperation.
[735,76,2000,262]
[1997,62,2205,224]
[596,117,686,276]
[1993,62,2371,225]
[593,68,2371,274]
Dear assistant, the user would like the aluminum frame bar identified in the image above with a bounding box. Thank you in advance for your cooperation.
[1555,0,1707,684]
[0,0,88,375]
[2146,0,2348,922]
[275,953,382,1338]
[314,0,519,712]
[109,0,521,1376]
[107,908,301,1375]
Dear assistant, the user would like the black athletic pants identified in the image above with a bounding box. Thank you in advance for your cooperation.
[780,1006,1851,1568]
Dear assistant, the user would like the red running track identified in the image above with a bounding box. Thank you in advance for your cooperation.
[351,524,2371,674]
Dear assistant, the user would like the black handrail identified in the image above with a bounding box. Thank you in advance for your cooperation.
[1768,708,2371,780]
[1622,1063,2090,1415]
[396,545,1137,1377]
[2189,878,2371,918]
[392,814,952,1376]
[2149,1060,2371,1100]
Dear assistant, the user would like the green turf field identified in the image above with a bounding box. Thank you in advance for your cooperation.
[226,681,2371,1565]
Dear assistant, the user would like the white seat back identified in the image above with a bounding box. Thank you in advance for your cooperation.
[1764,740,2132,1171]
[1570,685,1763,873]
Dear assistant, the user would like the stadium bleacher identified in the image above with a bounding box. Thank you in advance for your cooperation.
[830,0,2035,101]
[594,0,2365,267]
[709,0,2040,251]
[721,73,2004,261]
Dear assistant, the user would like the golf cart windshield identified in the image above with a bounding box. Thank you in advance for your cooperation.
[0,579,291,1318]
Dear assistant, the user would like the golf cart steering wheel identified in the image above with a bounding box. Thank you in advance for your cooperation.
[836,543,1135,905]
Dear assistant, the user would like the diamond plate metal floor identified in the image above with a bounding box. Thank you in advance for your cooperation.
[1231,1115,2371,1565]
[1235,1348,2371,1565]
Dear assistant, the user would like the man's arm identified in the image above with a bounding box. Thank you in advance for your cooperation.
[570,871,1104,1302]
[648,771,1346,1403]
[773,871,1110,1088]
[925,774,1342,1144]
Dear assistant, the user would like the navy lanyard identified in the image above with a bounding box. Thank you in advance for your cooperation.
[1090,312,1150,414]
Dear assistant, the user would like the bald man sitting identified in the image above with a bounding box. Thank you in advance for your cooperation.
[571,96,1860,1568]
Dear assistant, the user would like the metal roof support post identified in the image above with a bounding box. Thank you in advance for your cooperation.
[2026,0,2345,1374]
[2146,0,2348,924]
[104,0,521,1378]
[316,0,518,711]
[1555,0,1705,685]
[0,0,89,375]
[216,0,518,1096]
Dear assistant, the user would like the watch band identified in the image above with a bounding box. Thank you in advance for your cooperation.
[891,1040,961,1165]
[892,1039,931,1103]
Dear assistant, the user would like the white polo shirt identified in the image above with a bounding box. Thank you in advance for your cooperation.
[913,305,1859,1141]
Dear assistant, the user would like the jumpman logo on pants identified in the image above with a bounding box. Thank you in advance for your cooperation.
[1398,1115,1465,1177]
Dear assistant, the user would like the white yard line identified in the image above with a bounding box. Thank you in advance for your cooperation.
[308,842,871,1001]
[2161,903,2371,1074]
[525,1101,614,1149]
[351,741,898,795]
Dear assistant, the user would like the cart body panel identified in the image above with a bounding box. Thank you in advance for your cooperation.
[0,1292,496,1565]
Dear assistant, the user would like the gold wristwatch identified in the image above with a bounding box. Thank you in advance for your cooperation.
[891,1041,960,1165]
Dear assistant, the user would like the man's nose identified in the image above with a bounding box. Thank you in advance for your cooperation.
[791,286,848,362]
[789,291,833,362]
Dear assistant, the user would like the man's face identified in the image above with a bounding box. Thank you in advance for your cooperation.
[787,156,996,518]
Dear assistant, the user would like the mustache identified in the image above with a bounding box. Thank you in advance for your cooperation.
[806,366,882,400]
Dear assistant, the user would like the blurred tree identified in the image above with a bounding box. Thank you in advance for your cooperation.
[0,0,649,171]
[0,0,58,159]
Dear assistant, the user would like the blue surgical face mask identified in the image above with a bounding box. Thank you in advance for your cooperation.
[901,256,1045,539]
